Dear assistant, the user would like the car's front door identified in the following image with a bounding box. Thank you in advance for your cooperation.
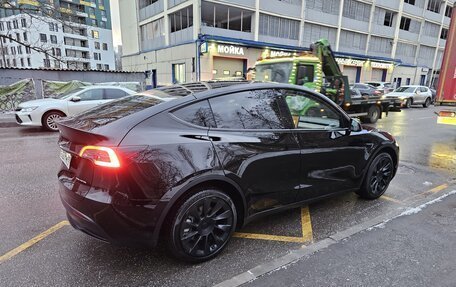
[67,89,105,115]
[207,89,301,217]
[282,89,367,201]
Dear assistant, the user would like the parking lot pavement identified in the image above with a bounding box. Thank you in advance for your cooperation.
[0,106,455,286]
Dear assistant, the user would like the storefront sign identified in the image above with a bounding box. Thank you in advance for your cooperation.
[372,62,393,69]
[270,50,293,58]
[217,44,245,56]
[336,58,364,67]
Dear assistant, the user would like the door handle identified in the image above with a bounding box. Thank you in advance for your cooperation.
[182,135,221,141]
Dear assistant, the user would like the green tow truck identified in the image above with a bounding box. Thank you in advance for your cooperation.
[255,39,401,123]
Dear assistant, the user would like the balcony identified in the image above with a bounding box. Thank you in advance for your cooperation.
[420,34,438,47]
[341,17,369,33]
[371,24,395,38]
[168,0,189,9]
[259,0,300,17]
[305,9,339,27]
[443,16,450,26]
[170,26,194,46]
[139,0,164,22]
[398,30,419,42]
[424,10,443,23]
[201,26,254,41]
[375,0,400,11]
[402,3,424,17]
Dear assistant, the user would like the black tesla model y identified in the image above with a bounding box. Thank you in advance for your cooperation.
[57,82,399,262]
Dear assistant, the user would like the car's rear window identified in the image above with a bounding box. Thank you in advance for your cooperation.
[70,95,167,129]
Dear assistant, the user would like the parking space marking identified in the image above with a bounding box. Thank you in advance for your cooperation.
[0,221,69,264]
[381,195,403,204]
[429,183,449,194]
[233,207,313,244]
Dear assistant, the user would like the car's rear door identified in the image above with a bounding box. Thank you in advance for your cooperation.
[207,89,301,217]
[281,89,367,201]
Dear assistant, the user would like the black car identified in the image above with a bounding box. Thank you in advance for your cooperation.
[351,83,383,97]
[57,82,399,262]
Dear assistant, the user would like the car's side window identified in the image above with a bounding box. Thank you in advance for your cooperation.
[208,89,293,130]
[172,100,216,128]
[420,87,427,93]
[104,89,127,100]
[78,89,103,101]
[282,89,342,130]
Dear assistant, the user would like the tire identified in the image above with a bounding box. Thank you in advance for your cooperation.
[423,97,431,108]
[42,111,65,132]
[356,153,394,200]
[167,189,237,263]
[363,105,381,124]
[405,98,412,109]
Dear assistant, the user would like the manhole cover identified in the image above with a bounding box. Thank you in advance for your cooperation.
[397,165,415,175]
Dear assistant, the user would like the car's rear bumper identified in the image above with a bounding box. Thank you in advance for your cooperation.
[58,173,161,247]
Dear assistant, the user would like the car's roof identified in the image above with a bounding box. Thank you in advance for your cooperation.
[80,85,133,91]
[399,85,423,88]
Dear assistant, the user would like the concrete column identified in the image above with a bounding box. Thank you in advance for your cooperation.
[391,0,405,59]
[298,0,306,47]
[335,0,344,51]
[164,0,170,46]
[365,0,377,55]
[193,0,201,40]
[254,0,260,41]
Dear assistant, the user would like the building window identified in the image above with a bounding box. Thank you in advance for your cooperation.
[140,18,164,41]
[15,33,20,42]
[95,42,100,49]
[21,18,26,27]
[13,20,18,29]
[399,17,421,34]
[12,59,17,67]
[43,59,51,67]
[440,28,448,40]
[89,7,95,15]
[100,21,106,28]
[23,32,27,41]
[40,33,47,43]
[172,63,186,84]
[27,58,31,66]
[6,21,11,30]
[6,59,10,67]
[138,0,159,9]
[400,17,411,31]
[26,46,31,54]
[92,30,99,39]
[94,52,101,60]
[11,47,16,55]
[201,1,253,33]
[49,22,54,31]
[259,14,299,40]
[17,46,22,54]
[50,35,57,44]
[54,60,60,68]
[445,5,453,18]
[0,22,3,31]
[343,0,371,22]
[102,43,108,50]
[384,11,394,27]
[20,58,24,67]
[427,0,441,13]
[96,63,102,70]
[92,19,97,26]
[404,0,415,5]
[101,10,106,17]
[56,48,61,56]
[306,0,340,15]
[170,6,193,33]
[104,64,109,70]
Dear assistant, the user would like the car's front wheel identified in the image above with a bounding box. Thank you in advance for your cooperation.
[405,98,412,108]
[356,152,394,200]
[42,111,65,131]
[168,189,237,263]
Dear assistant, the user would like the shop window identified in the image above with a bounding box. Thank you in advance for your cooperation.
[172,63,186,84]
[201,1,253,33]
[384,11,394,27]
[259,14,299,40]
[170,6,193,33]
[427,0,441,13]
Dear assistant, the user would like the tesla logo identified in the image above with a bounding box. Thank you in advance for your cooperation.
[217,45,245,56]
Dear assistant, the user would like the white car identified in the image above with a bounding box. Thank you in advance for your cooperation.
[15,86,136,131]
[364,81,394,94]
[384,85,433,109]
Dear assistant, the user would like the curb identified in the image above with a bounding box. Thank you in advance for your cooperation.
[213,183,456,287]
[0,113,16,128]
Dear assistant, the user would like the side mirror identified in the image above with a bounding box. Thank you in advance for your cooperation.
[350,118,362,132]
[70,96,81,102]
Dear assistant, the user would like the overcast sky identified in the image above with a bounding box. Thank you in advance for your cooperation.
[110,0,122,47]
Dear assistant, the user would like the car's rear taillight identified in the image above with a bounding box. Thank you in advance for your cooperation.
[79,146,120,168]
[438,111,455,117]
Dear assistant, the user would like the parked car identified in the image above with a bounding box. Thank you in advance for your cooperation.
[15,86,136,131]
[384,85,433,108]
[57,82,399,262]
[351,83,383,97]
[364,81,394,94]
[430,88,437,103]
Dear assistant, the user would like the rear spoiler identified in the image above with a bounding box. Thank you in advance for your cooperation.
[56,120,109,146]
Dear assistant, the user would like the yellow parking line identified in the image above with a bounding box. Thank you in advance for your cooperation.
[428,183,449,193]
[301,206,313,242]
[233,232,307,243]
[381,195,403,204]
[0,221,69,264]
[233,207,313,244]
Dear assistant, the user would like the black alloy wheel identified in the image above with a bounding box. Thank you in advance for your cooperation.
[405,98,412,109]
[423,98,431,108]
[357,153,394,199]
[168,189,237,262]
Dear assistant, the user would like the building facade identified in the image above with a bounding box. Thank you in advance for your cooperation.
[0,0,115,70]
[120,0,454,87]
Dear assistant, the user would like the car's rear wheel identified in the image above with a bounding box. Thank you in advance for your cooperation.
[356,153,394,200]
[168,189,237,263]
[42,111,65,131]
[405,98,412,108]
[423,98,431,108]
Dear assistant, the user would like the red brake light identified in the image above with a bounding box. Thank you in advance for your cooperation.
[79,146,120,168]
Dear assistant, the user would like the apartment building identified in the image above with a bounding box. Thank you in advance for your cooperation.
[0,0,115,70]
[120,0,454,87]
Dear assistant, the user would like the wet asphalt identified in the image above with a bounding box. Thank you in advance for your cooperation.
[0,105,455,286]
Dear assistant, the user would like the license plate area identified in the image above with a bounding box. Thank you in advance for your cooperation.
[60,149,72,169]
